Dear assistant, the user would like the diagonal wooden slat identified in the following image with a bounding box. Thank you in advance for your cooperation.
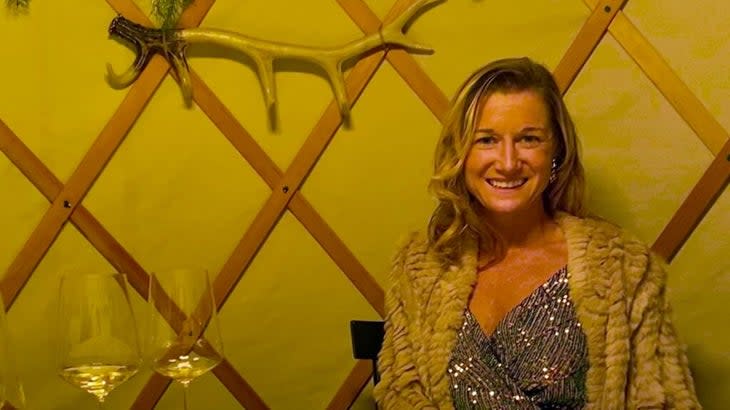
[554,0,628,93]
[103,2,270,408]
[0,59,168,308]
[0,119,59,201]
[188,70,385,315]
[583,0,728,155]
[130,375,171,410]
[202,2,430,407]
[288,195,385,315]
[210,50,387,312]
[652,139,730,262]
[0,119,149,301]
[339,0,449,123]
[106,0,392,406]
[180,51,386,410]
[323,0,451,406]
[211,360,268,409]
[326,359,374,410]
[576,0,730,259]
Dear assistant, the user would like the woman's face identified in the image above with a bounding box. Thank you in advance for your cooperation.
[464,90,556,219]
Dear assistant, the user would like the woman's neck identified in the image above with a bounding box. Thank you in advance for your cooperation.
[484,206,557,249]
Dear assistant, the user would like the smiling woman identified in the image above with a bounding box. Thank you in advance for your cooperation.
[373,57,701,409]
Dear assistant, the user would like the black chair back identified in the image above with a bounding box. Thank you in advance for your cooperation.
[349,320,385,385]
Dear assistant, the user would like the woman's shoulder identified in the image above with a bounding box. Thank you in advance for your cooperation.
[557,211,650,251]
[558,212,664,289]
[388,230,458,285]
[393,230,430,255]
[390,230,436,275]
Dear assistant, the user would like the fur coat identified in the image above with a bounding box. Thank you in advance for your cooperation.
[373,213,700,409]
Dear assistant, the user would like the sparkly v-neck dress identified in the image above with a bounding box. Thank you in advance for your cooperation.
[447,267,588,409]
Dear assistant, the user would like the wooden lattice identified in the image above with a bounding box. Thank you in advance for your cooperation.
[0,0,727,408]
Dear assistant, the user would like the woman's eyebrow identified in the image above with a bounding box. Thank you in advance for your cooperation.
[474,128,496,135]
[520,126,548,133]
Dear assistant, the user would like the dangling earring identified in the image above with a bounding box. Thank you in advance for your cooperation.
[549,158,558,184]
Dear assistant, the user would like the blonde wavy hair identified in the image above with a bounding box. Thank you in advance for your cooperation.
[427,57,586,264]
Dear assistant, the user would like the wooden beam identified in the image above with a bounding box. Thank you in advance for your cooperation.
[321,1,443,407]
[339,0,450,123]
[583,0,728,155]
[0,119,149,302]
[554,0,628,94]
[0,59,168,308]
[211,50,387,310]
[189,70,385,315]
[290,194,385,316]
[101,2,260,410]
[652,139,730,262]
[326,360,374,410]
[212,360,269,409]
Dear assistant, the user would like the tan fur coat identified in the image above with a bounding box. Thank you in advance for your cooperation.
[373,213,700,409]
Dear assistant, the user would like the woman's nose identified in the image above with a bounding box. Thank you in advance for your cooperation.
[495,143,520,172]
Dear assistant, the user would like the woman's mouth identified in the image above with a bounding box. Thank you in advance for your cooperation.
[487,178,527,189]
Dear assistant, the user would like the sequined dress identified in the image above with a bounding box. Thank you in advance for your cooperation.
[448,266,588,409]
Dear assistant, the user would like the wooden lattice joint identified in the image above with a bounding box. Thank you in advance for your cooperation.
[583,0,729,155]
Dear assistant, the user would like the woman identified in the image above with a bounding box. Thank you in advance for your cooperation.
[373,57,700,409]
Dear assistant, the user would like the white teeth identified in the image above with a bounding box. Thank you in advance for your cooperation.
[488,179,526,188]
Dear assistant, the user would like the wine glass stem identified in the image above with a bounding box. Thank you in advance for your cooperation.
[183,383,190,410]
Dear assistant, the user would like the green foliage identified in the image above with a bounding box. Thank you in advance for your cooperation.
[152,0,194,29]
[5,0,31,12]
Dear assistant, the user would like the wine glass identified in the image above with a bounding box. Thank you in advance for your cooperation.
[147,268,223,410]
[56,273,142,406]
[1,294,25,408]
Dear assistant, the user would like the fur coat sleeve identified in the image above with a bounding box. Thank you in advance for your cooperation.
[372,232,445,409]
[561,214,701,409]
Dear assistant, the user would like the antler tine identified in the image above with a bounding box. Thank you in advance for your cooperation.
[323,60,351,117]
[106,17,153,88]
[252,54,276,110]
[106,60,144,88]
[378,0,441,53]
[168,49,193,106]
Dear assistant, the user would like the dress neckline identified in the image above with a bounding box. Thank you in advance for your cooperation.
[467,265,568,340]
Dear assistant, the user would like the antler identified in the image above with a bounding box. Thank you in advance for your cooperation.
[107,0,441,116]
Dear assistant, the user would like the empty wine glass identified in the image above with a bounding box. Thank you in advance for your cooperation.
[147,268,223,410]
[56,273,142,406]
[1,294,25,408]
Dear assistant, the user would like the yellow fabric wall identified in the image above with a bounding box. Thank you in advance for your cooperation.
[0,0,727,408]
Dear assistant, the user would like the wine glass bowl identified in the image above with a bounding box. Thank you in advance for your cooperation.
[147,268,223,408]
[56,273,142,404]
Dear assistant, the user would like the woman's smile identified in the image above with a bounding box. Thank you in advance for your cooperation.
[486,178,528,189]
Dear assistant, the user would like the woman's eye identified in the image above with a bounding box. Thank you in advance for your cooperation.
[475,136,497,145]
[518,135,543,147]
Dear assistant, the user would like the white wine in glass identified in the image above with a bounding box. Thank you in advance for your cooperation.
[56,273,142,405]
[148,268,223,409]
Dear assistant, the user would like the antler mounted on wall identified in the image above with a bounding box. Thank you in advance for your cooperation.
[106,0,441,117]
